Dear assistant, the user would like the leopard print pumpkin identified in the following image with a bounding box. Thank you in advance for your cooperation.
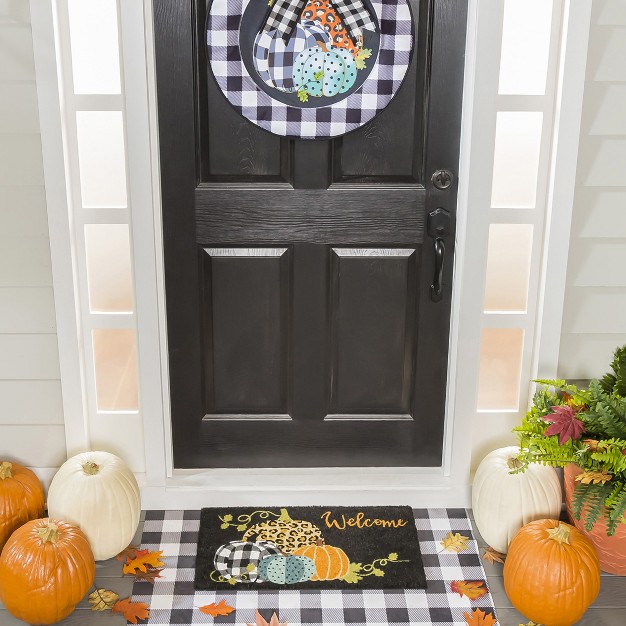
[242,509,322,554]
[300,0,358,55]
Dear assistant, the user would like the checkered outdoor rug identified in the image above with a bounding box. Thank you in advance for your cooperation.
[132,509,499,625]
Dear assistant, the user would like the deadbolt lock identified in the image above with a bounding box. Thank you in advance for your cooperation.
[431,169,454,190]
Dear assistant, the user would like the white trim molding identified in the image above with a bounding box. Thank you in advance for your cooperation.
[30,0,90,455]
[533,0,593,381]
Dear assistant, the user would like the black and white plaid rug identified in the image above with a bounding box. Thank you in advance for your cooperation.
[206,0,413,138]
[132,509,499,625]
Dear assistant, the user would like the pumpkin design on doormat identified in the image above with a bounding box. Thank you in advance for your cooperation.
[206,0,414,138]
[200,506,423,589]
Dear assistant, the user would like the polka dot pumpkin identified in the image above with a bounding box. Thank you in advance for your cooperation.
[258,554,316,584]
[293,45,357,97]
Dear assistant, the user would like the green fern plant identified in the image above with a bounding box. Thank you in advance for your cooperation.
[514,344,626,536]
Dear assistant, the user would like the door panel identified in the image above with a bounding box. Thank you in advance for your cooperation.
[201,248,290,416]
[154,0,468,468]
[330,248,417,415]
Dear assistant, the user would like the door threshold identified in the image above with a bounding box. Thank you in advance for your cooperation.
[140,467,471,509]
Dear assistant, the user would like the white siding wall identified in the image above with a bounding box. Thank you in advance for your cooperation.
[0,1,66,475]
[558,1,626,378]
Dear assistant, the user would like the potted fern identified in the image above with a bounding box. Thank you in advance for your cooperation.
[513,345,626,574]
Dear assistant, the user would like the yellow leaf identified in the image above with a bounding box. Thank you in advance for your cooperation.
[440,532,470,553]
[123,550,165,575]
[88,588,119,611]
[451,580,489,600]
[575,469,612,484]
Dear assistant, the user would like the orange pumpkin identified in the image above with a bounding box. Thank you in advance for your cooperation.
[0,460,45,552]
[292,539,350,580]
[503,519,600,626]
[0,518,95,625]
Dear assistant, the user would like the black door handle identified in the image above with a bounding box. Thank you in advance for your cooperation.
[431,237,445,302]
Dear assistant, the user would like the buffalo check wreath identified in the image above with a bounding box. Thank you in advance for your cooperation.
[206,0,413,138]
[131,509,500,625]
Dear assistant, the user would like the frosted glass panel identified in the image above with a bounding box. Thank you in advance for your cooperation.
[499,0,553,95]
[491,112,543,208]
[68,0,121,94]
[85,224,133,313]
[477,328,524,410]
[93,329,138,411]
[484,224,533,312]
[76,111,127,208]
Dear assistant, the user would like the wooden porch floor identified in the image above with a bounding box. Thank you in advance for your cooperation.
[1,510,625,626]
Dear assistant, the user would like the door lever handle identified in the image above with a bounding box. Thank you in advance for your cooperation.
[427,208,450,303]
[431,237,445,302]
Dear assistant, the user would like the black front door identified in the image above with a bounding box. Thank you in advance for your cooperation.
[154,0,467,468]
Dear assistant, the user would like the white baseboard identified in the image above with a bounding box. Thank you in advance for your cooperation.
[29,467,59,493]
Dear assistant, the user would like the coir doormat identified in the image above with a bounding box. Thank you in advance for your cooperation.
[194,506,426,590]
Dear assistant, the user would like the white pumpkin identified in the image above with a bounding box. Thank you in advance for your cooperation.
[472,446,562,554]
[47,451,140,561]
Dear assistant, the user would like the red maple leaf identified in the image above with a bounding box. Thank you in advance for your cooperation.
[542,405,586,444]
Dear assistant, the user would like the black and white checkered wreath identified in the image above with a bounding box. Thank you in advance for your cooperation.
[206,0,414,138]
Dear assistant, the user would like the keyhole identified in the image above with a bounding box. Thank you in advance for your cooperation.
[431,169,453,190]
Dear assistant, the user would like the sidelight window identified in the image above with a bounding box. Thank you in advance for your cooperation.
[474,0,563,464]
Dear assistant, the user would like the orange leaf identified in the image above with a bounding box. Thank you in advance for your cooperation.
[482,547,506,565]
[123,550,165,575]
[451,580,489,600]
[464,608,497,626]
[117,545,149,563]
[112,597,150,624]
[247,610,287,626]
[199,599,236,617]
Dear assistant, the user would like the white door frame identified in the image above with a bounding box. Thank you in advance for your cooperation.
[31,0,592,508]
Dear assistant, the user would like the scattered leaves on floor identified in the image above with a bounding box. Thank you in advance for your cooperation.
[88,588,119,611]
[112,597,151,624]
[464,608,497,626]
[450,580,488,600]
[199,599,236,617]
[132,566,164,584]
[248,610,287,626]
[482,546,506,565]
[123,550,165,575]
[440,532,470,553]
[117,545,149,562]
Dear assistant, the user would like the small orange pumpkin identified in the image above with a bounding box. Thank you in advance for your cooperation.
[0,460,45,552]
[292,539,350,580]
[503,519,600,626]
[0,518,95,625]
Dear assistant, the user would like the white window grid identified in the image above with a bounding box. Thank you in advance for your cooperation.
[53,0,145,468]
[475,0,565,443]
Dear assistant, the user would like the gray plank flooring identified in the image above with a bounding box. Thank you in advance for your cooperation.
[0,510,624,626]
